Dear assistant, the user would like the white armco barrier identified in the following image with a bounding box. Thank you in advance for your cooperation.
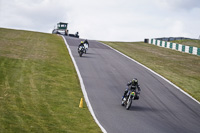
[148,39,200,56]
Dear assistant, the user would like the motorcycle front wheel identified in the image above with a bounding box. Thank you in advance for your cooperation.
[126,97,132,110]
[79,52,83,57]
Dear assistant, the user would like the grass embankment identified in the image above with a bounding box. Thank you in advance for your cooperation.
[0,28,101,133]
[171,39,200,48]
[101,41,200,102]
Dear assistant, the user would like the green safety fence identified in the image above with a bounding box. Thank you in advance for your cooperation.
[149,39,200,56]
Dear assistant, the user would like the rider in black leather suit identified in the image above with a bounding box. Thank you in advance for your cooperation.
[122,78,141,100]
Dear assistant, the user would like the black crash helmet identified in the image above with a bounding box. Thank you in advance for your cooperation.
[132,78,138,86]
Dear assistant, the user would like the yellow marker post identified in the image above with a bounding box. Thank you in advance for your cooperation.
[79,98,83,108]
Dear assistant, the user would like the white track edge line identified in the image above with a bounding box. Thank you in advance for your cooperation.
[61,36,107,133]
[99,42,200,105]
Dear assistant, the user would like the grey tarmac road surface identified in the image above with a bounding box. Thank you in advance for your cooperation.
[64,36,200,133]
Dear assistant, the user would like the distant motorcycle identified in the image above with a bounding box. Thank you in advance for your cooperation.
[78,45,86,57]
[121,87,139,110]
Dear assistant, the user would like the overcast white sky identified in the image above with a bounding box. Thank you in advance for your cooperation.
[0,0,200,41]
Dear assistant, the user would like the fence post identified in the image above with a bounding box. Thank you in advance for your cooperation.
[197,48,200,56]
[182,45,185,52]
[165,41,167,47]
[176,44,179,50]
[170,42,173,49]
[189,46,193,54]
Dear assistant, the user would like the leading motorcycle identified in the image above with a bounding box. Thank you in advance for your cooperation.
[121,89,139,110]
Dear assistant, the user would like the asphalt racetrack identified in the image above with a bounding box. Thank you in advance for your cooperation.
[64,36,200,133]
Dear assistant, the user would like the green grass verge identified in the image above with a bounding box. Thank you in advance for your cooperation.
[171,39,200,48]
[0,28,101,133]
[101,41,200,102]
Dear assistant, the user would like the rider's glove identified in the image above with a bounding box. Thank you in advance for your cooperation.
[137,91,140,95]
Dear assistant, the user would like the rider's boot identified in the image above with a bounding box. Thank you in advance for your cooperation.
[122,90,128,100]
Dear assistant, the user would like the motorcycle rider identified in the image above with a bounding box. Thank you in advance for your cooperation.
[78,41,84,47]
[83,39,89,54]
[122,78,141,100]
[78,41,85,53]
[84,39,89,47]
[75,32,79,38]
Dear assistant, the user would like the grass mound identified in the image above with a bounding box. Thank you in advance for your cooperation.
[0,28,101,133]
